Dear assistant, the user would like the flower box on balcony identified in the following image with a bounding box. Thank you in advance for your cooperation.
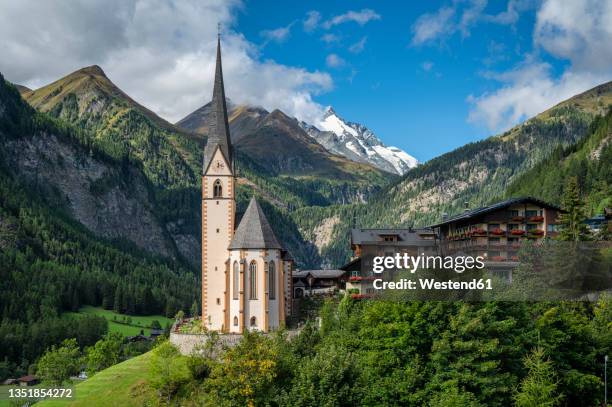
[490,228,505,235]
[529,229,544,236]
[491,256,505,262]
[348,276,363,282]
[350,293,367,300]
[471,228,486,235]
[512,216,525,221]
[529,215,544,222]
[510,229,525,235]
[510,256,519,261]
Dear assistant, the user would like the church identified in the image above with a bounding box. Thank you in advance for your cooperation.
[201,36,292,333]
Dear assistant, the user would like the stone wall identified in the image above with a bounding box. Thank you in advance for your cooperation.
[169,329,300,355]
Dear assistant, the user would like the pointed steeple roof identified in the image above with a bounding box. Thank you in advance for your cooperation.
[203,35,232,173]
[229,197,282,250]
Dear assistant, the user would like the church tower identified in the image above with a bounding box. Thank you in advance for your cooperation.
[202,35,234,331]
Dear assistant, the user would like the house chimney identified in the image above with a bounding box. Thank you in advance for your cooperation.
[442,212,449,221]
[464,202,470,212]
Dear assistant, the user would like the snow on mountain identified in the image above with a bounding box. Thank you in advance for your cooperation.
[300,107,418,175]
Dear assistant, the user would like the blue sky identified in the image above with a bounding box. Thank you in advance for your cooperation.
[232,0,610,161]
[1,0,610,162]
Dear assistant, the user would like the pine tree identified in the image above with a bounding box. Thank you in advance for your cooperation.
[190,300,199,318]
[113,285,122,313]
[514,347,563,407]
[558,177,591,241]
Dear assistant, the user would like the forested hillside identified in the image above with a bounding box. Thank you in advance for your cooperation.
[291,82,612,267]
[505,109,611,214]
[0,75,197,377]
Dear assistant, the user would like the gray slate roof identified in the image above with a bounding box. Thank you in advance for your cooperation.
[203,37,232,173]
[429,197,562,228]
[350,228,437,246]
[292,269,346,279]
[229,197,282,250]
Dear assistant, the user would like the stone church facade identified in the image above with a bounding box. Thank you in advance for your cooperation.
[201,37,292,333]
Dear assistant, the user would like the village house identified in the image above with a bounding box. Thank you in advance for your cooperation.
[430,197,563,264]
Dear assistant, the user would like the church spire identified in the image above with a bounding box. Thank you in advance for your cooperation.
[203,32,232,173]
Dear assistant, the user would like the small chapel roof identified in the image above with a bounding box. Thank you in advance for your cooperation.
[229,197,282,250]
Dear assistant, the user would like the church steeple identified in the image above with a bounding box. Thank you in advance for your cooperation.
[203,34,232,173]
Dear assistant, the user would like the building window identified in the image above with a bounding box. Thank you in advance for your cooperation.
[250,316,257,327]
[547,224,559,232]
[508,223,518,230]
[525,210,538,217]
[509,210,520,217]
[526,223,537,231]
[233,316,238,326]
[213,179,222,198]
[249,261,257,299]
[216,298,220,305]
[233,261,239,300]
[268,261,276,300]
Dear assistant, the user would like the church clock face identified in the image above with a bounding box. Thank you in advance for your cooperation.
[213,159,225,172]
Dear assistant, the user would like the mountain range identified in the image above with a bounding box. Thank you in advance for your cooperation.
[300,107,418,175]
[2,65,611,271]
[178,101,418,175]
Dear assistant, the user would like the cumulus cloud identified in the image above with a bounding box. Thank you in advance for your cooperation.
[348,37,367,54]
[468,0,612,132]
[325,54,345,68]
[0,0,332,124]
[303,10,321,32]
[322,9,381,29]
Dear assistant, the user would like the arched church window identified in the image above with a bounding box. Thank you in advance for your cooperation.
[250,316,257,327]
[249,261,257,299]
[233,261,239,300]
[233,316,238,326]
[213,179,222,198]
[268,261,276,300]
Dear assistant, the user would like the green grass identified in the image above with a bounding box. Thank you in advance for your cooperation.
[36,352,154,407]
[68,306,173,337]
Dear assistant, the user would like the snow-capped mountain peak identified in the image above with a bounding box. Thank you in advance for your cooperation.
[300,106,418,175]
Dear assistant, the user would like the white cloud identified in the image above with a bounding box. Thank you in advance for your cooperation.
[321,33,341,44]
[534,0,612,73]
[0,0,332,124]
[410,7,455,46]
[303,10,321,32]
[410,0,531,46]
[326,54,345,68]
[468,0,612,132]
[348,37,367,54]
[260,22,294,44]
[421,61,434,72]
[322,9,381,29]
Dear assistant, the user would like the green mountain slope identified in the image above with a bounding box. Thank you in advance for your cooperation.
[291,81,612,266]
[505,109,611,214]
[0,75,196,376]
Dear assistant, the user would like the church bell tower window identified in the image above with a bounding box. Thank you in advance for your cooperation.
[213,179,222,198]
